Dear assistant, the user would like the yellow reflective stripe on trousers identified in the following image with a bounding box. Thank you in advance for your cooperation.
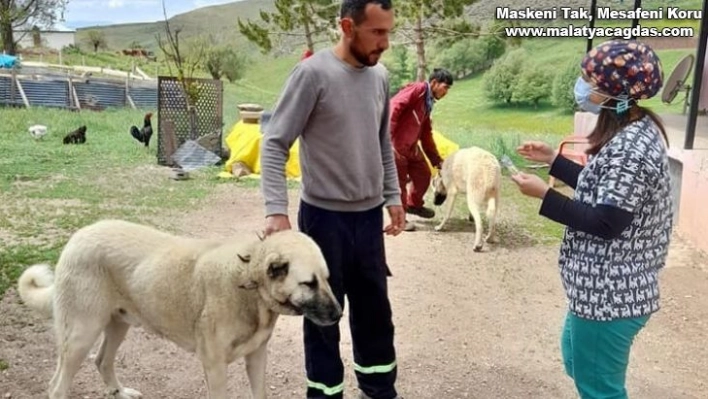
[307,380,345,396]
[353,360,397,374]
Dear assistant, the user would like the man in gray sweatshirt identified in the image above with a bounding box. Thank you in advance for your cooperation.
[259,1,405,398]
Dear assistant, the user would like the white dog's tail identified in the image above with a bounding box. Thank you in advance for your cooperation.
[17,264,55,318]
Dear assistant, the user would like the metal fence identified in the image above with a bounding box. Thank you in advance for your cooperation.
[156,76,224,166]
[0,70,157,110]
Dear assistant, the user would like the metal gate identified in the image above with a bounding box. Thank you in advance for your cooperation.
[156,76,223,166]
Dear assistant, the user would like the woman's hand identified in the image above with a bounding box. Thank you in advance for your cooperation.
[510,172,550,199]
[516,141,557,165]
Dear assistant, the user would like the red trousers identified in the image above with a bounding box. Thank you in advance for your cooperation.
[395,152,431,210]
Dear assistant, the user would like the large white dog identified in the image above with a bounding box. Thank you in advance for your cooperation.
[432,146,502,252]
[17,219,342,399]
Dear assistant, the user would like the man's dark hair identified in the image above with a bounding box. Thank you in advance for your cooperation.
[340,0,393,24]
[429,68,453,86]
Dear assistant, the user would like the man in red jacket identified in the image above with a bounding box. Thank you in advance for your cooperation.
[389,68,454,231]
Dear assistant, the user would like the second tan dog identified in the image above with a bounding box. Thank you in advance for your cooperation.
[17,219,342,399]
[432,146,502,252]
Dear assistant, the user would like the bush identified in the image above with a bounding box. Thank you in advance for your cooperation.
[205,47,248,82]
[483,48,527,104]
[512,64,554,108]
[431,34,507,80]
[552,59,580,113]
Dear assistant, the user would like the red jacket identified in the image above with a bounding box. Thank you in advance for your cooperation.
[301,49,314,60]
[389,81,443,168]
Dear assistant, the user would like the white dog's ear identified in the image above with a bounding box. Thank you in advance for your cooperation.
[266,254,289,280]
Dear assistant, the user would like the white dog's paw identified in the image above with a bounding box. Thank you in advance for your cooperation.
[485,235,499,244]
[434,224,444,232]
[110,388,143,399]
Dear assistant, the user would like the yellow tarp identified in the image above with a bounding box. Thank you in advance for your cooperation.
[218,121,301,179]
[424,130,459,173]
[218,120,459,179]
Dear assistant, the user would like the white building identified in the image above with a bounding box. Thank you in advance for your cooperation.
[14,25,76,51]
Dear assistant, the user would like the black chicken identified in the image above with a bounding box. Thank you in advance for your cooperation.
[130,112,153,149]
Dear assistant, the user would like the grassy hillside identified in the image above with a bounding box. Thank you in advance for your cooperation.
[75,0,276,52]
[76,0,704,55]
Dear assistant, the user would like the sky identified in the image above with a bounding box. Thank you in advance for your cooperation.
[61,0,242,28]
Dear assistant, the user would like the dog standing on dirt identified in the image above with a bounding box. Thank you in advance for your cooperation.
[62,125,87,144]
[432,146,502,252]
[17,219,342,399]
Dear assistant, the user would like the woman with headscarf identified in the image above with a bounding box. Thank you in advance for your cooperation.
[510,39,673,399]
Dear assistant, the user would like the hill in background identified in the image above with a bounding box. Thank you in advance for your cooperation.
[75,0,276,53]
[76,0,664,54]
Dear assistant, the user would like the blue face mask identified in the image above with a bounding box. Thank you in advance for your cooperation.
[574,77,602,114]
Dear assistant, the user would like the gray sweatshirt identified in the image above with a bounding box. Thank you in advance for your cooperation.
[260,48,402,216]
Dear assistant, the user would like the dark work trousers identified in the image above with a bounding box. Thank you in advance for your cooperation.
[297,200,398,399]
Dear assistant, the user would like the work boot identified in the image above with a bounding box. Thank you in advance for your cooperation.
[403,220,416,232]
[406,206,435,219]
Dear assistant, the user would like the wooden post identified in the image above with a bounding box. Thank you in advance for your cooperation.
[161,119,179,167]
[68,73,81,110]
[72,83,81,110]
[188,105,197,140]
[67,72,73,109]
[15,76,30,108]
[125,74,129,107]
[10,68,16,105]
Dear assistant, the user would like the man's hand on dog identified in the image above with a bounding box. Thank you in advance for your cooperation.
[384,205,406,236]
[264,214,291,236]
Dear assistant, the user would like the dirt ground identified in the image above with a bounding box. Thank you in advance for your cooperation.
[1,185,707,399]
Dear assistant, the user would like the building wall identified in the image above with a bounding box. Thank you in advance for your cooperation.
[699,35,708,112]
[15,31,75,51]
[667,148,708,254]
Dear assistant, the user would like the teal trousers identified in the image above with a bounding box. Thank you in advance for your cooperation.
[561,311,650,399]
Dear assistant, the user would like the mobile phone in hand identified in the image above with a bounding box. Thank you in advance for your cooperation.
[500,155,520,176]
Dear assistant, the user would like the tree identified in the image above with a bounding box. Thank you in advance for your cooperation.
[483,48,526,104]
[488,20,523,48]
[205,45,247,83]
[385,44,416,95]
[394,0,479,81]
[512,64,553,108]
[237,0,338,54]
[221,50,248,83]
[31,25,40,47]
[552,59,580,113]
[0,0,69,55]
[86,29,106,52]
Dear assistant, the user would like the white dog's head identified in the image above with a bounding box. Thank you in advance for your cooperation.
[432,171,447,206]
[238,230,342,327]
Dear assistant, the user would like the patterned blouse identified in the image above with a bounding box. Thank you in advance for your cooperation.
[558,115,673,321]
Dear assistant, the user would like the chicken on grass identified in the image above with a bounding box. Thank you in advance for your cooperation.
[130,112,154,149]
